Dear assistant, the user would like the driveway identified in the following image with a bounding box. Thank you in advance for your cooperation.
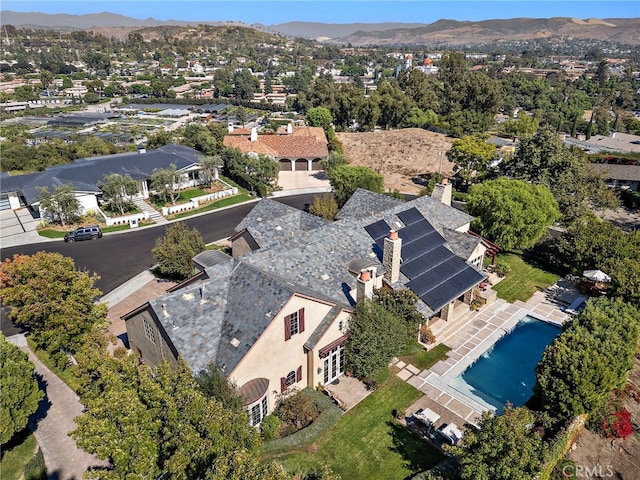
[7,335,109,479]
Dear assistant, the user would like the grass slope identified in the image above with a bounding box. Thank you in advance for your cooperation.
[492,253,558,303]
[270,375,443,479]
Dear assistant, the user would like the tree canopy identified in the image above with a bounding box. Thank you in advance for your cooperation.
[0,252,107,367]
[327,164,384,207]
[150,164,182,204]
[100,173,138,215]
[534,298,640,420]
[466,178,560,250]
[503,128,618,223]
[0,334,44,445]
[152,222,206,279]
[452,406,548,480]
[72,354,285,480]
[446,135,496,186]
[37,184,81,226]
[345,300,410,380]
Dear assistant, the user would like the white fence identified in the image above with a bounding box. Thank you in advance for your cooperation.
[100,208,149,227]
[161,184,238,216]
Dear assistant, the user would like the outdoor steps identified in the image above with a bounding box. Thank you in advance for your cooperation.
[132,198,168,225]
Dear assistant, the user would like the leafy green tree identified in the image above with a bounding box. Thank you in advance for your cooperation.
[321,151,348,173]
[452,406,548,480]
[37,184,80,227]
[0,334,44,445]
[466,178,560,250]
[345,300,411,379]
[504,128,619,223]
[402,107,439,128]
[328,164,384,207]
[308,194,338,221]
[0,252,107,367]
[199,154,222,186]
[221,148,279,197]
[502,114,539,140]
[233,69,259,100]
[150,164,182,204]
[72,354,284,480]
[446,135,496,186]
[534,298,640,420]
[374,82,415,130]
[152,222,205,279]
[100,173,138,215]
[372,288,426,327]
[307,106,334,133]
[83,91,100,104]
[195,363,244,413]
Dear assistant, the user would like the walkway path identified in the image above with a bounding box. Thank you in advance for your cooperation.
[7,334,109,479]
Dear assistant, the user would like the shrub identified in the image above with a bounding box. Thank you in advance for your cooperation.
[495,260,511,277]
[24,449,47,480]
[260,414,282,441]
[393,408,406,420]
[419,324,436,344]
[601,408,633,441]
[275,388,322,436]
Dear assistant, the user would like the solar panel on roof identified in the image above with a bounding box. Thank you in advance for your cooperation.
[364,220,391,243]
[396,207,425,226]
[398,220,436,243]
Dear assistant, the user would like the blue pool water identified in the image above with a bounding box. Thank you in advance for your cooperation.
[453,316,561,413]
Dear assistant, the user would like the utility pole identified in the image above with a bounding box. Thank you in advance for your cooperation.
[438,151,443,175]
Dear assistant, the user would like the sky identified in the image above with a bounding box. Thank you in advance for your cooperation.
[2,1,639,25]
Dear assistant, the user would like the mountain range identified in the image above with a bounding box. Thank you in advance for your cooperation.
[1,11,639,46]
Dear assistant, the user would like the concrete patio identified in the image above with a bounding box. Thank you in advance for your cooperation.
[323,375,372,411]
[397,278,583,431]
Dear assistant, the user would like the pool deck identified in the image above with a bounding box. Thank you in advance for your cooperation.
[398,279,580,430]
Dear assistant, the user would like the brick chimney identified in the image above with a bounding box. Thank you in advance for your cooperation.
[431,178,452,206]
[383,230,402,284]
[356,269,374,303]
[250,127,258,141]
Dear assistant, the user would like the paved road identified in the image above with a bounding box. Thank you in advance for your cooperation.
[0,194,313,295]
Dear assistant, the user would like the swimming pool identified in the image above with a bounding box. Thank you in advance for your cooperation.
[451,315,561,413]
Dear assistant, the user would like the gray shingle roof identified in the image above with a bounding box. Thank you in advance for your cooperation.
[154,191,483,374]
[589,163,640,182]
[443,228,483,260]
[335,188,404,221]
[0,144,201,206]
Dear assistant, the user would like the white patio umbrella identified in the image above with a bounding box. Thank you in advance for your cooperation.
[582,269,611,283]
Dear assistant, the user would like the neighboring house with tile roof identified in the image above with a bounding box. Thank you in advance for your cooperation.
[0,144,209,213]
[124,187,488,424]
[223,124,329,172]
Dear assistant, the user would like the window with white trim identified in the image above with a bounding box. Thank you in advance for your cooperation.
[285,370,296,388]
[143,317,156,344]
[289,310,299,336]
[248,395,268,427]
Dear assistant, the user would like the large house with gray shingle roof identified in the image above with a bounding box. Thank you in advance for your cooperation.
[0,144,206,213]
[124,187,488,425]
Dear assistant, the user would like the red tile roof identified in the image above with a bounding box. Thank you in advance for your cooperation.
[223,126,329,159]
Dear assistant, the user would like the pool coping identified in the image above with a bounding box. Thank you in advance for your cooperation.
[404,300,568,425]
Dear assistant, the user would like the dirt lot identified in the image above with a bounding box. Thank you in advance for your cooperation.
[566,357,640,479]
[336,128,456,194]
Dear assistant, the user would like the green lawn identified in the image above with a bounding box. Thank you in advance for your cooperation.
[267,375,443,479]
[400,342,451,370]
[170,192,254,219]
[491,253,559,303]
[1,432,37,480]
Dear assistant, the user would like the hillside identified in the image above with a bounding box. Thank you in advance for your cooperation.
[334,17,640,46]
[2,11,638,46]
